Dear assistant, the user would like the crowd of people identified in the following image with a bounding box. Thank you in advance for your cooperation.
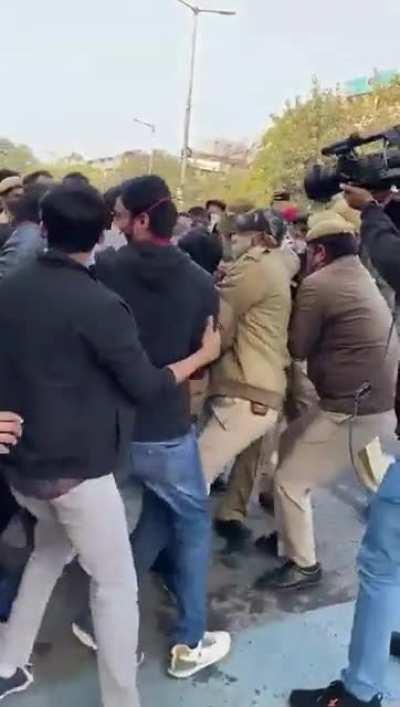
[0,165,398,707]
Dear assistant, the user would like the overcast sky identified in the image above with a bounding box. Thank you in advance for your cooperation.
[1,0,399,159]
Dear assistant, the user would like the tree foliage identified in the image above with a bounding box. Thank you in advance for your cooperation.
[251,77,400,203]
[0,138,38,172]
[1,77,399,209]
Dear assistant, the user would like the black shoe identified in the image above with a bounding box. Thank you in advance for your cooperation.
[259,492,275,514]
[0,667,33,700]
[214,520,251,551]
[390,631,400,658]
[254,560,322,590]
[210,477,227,495]
[290,680,382,706]
[254,531,278,557]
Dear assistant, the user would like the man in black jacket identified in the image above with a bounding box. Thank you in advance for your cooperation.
[74,176,231,679]
[0,184,48,280]
[289,184,400,707]
[0,184,219,706]
[179,206,222,275]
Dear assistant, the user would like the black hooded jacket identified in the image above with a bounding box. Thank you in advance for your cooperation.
[179,226,222,275]
[95,242,218,441]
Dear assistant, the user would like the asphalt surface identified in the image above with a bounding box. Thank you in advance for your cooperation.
[0,472,399,706]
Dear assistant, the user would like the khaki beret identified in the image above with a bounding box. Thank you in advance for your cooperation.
[306,210,356,242]
[331,195,361,233]
[0,176,23,196]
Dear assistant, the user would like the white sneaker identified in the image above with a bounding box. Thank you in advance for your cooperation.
[168,631,231,679]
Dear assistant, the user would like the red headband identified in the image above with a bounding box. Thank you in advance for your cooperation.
[145,196,171,214]
[140,196,173,247]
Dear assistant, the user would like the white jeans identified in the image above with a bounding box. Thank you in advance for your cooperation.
[4,475,140,707]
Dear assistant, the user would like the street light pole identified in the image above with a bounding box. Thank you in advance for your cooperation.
[176,0,236,206]
[133,117,156,174]
[180,6,199,198]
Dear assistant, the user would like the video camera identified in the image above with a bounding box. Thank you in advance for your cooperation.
[304,125,400,201]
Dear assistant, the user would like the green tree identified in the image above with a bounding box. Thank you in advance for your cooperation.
[0,138,38,172]
[251,76,400,203]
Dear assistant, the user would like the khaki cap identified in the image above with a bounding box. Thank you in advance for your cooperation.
[306,210,356,242]
[331,195,361,232]
[0,176,23,196]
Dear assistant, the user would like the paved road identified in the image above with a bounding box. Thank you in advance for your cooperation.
[1,474,399,706]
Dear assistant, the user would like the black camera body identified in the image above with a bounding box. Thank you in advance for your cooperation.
[304,126,400,201]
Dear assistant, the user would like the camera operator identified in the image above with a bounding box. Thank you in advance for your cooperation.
[341,183,400,292]
[289,183,400,707]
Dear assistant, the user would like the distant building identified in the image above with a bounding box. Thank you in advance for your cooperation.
[343,69,398,97]
[87,150,147,172]
[188,140,251,174]
[87,155,123,171]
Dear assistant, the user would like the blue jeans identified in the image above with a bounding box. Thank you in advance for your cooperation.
[342,460,400,701]
[130,430,210,648]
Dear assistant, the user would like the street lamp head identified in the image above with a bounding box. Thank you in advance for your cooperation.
[202,9,236,15]
[133,117,156,134]
[176,0,236,15]
[176,0,197,11]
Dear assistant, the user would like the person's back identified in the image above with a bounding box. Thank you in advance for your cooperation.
[211,245,295,408]
[291,255,398,415]
[0,183,173,707]
[0,183,220,704]
[96,241,217,441]
[257,208,398,595]
[88,175,231,680]
[0,184,50,281]
[199,209,297,547]
[179,224,222,275]
[0,252,138,480]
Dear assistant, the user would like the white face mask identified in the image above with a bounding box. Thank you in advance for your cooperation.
[230,233,253,261]
[209,213,221,231]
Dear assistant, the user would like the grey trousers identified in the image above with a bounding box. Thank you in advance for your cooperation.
[4,475,140,707]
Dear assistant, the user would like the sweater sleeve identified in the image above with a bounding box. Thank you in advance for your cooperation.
[80,293,176,404]
[361,203,400,295]
[289,277,323,361]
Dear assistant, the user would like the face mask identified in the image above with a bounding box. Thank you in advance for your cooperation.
[230,233,253,261]
[209,213,221,231]
[222,235,233,262]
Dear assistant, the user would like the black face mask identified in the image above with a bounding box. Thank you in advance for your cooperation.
[384,199,400,230]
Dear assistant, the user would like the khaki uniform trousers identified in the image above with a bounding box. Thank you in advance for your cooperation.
[258,362,319,500]
[274,405,397,568]
[198,397,279,522]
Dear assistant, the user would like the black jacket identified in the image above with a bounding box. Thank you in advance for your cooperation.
[179,226,222,275]
[362,202,400,295]
[95,242,218,442]
[0,250,175,481]
[0,224,12,249]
